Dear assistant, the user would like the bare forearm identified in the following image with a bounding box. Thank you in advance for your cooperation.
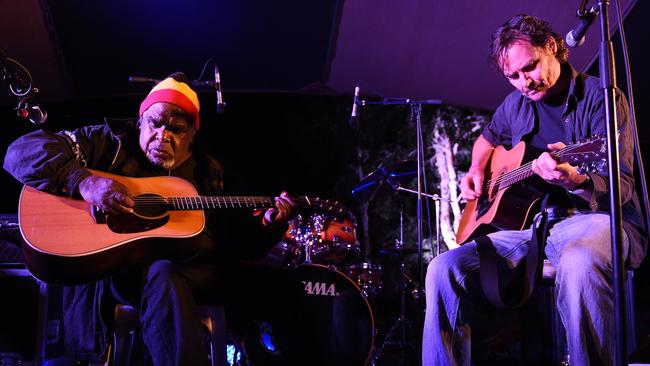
[470,135,496,171]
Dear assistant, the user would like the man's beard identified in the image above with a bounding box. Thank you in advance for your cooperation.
[146,142,175,170]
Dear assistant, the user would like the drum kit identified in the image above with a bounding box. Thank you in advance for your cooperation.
[243,160,425,366]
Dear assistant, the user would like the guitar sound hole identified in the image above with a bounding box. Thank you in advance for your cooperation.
[107,214,170,234]
[133,193,169,218]
[477,195,492,219]
[104,193,171,234]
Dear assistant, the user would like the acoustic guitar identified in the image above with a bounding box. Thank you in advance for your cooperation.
[455,136,606,244]
[18,169,345,285]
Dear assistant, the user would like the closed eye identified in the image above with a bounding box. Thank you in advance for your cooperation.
[521,60,538,72]
[505,60,538,80]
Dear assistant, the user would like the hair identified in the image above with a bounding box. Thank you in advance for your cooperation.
[489,14,569,72]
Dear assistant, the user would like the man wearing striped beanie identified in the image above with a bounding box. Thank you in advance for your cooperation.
[138,72,201,170]
[4,71,298,365]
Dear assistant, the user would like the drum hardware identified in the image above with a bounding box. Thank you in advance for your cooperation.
[372,239,419,364]
[244,263,375,366]
[350,94,444,361]
[281,212,360,267]
[352,168,440,365]
[346,262,382,297]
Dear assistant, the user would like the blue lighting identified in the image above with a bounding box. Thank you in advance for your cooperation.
[260,321,277,352]
[226,343,242,365]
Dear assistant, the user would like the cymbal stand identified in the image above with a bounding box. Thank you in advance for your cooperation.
[392,185,442,256]
[302,213,324,264]
[356,95,442,361]
[372,205,415,365]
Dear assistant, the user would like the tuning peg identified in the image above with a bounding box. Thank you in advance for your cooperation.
[597,160,607,172]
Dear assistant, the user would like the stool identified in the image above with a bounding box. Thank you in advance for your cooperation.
[107,304,227,366]
[541,259,636,364]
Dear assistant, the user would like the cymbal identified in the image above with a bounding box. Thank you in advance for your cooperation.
[351,160,416,202]
[379,246,431,256]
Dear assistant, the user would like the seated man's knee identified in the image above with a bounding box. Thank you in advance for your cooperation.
[558,242,610,283]
[145,260,180,286]
[426,249,467,290]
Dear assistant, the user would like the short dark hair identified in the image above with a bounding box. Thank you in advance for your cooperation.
[489,14,568,71]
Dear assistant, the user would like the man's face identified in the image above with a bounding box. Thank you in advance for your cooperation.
[139,102,195,170]
[500,39,562,102]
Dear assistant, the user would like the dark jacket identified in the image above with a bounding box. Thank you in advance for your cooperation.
[482,64,646,268]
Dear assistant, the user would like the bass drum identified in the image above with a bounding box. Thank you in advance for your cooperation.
[246,264,375,366]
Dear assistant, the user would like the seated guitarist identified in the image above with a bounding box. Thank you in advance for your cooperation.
[422,14,646,366]
[4,72,298,365]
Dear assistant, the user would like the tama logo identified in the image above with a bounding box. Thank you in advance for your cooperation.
[302,281,337,296]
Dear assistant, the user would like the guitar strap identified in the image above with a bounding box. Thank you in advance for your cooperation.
[476,194,550,309]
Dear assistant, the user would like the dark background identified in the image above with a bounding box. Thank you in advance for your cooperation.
[2,0,650,364]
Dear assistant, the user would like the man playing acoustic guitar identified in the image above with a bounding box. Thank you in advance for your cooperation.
[422,14,646,365]
[4,72,298,365]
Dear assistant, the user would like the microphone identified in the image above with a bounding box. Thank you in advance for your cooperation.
[129,76,215,88]
[127,76,161,84]
[214,65,225,114]
[349,83,360,126]
[16,95,47,125]
[565,3,599,48]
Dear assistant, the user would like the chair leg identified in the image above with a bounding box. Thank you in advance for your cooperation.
[111,304,140,366]
[626,270,636,355]
[201,306,227,366]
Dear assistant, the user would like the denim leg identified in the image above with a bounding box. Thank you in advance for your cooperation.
[545,213,629,366]
[422,229,531,366]
[140,260,211,366]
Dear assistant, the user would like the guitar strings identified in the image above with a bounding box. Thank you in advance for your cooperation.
[132,196,275,206]
[484,142,600,191]
[487,144,576,187]
[486,143,596,189]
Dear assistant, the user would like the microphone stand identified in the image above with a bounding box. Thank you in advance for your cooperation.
[391,185,443,256]
[593,1,626,365]
[359,96,441,361]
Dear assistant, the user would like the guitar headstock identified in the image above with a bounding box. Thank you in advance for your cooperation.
[301,196,349,217]
[556,135,607,174]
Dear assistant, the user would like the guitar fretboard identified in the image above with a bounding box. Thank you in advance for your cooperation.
[487,142,600,191]
[136,196,276,210]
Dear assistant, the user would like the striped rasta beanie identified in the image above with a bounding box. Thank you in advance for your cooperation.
[139,72,201,129]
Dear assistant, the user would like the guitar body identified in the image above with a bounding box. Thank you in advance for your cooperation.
[456,142,543,244]
[19,170,205,285]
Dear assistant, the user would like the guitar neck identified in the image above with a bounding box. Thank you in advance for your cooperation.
[488,147,574,191]
[141,195,345,214]
[153,196,277,211]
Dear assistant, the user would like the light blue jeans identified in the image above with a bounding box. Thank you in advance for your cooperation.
[422,213,629,366]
